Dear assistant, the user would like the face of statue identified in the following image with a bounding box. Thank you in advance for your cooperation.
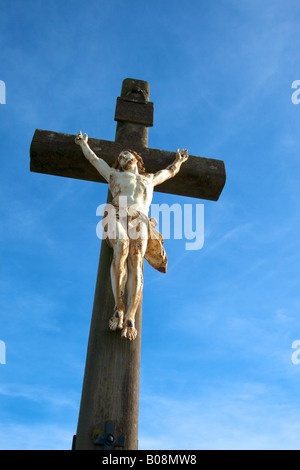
[118,150,137,171]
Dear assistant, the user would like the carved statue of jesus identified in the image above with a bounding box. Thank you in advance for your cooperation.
[75,131,189,340]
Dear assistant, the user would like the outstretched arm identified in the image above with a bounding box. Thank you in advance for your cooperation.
[75,131,113,182]
[152,149,189,187]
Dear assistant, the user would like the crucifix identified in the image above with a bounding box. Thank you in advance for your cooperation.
[30,78,226,450]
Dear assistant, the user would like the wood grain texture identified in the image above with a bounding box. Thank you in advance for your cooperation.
[30,129,226,201]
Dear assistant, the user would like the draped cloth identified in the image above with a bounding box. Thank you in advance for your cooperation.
[102,203,168,274]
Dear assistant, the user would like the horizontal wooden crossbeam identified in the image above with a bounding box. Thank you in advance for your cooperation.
[30,129,226,201]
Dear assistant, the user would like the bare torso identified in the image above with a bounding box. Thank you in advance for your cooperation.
[109,170,154,215]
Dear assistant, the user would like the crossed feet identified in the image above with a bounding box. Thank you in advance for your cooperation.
[109,310,137,341]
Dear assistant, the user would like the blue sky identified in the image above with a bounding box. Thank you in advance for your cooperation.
[1,0,300,450]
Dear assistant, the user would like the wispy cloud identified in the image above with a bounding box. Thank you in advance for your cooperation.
[204,222,253,253]
[0,423,73,450]
[0,383,78,450]
[0,383,78,410]
[139,382,300,450]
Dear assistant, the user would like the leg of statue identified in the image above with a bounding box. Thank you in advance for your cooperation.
[108,222,129,332]
[121,237,147,341]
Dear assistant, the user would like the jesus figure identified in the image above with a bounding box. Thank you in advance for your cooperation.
[75,131,189,340]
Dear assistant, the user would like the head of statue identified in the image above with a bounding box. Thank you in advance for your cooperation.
[113,149,146,174]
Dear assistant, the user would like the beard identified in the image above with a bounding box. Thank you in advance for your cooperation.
[125,160,135,169]
[121,158,136,170]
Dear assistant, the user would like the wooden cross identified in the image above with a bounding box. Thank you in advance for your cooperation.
[30,78,226,450]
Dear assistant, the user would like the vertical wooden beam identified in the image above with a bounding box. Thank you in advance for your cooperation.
[74,79,151,450]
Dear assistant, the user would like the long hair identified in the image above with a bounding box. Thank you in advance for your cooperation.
[113,149,146,175]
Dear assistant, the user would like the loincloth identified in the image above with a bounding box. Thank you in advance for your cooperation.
[102,203,167,274]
